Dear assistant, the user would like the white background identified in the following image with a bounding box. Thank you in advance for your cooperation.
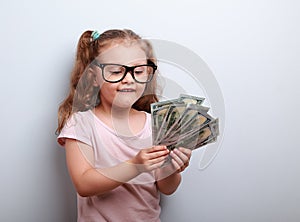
[0,0,299,221]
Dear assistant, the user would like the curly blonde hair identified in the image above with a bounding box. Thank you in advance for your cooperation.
[56,29,160,134]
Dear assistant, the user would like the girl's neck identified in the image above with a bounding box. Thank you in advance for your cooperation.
[96,104,135,119]
[94,104,145,137]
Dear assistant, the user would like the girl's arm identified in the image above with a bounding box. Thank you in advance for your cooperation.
[156,147,191,195]
[65,139,169,197]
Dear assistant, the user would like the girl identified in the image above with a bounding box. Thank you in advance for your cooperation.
[56,29,191,222]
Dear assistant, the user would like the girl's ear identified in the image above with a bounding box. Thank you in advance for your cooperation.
[93,77,99,87]
[90,68,100,87]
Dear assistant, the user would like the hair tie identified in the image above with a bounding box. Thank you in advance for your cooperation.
[91,30,101,42]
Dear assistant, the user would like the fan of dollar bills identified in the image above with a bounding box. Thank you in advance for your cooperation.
[151,94,219,151]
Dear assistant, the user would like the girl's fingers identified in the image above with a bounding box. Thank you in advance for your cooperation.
[171,158,181,170]
[178,147,192,158]
[147,146,169,160]
[173,148,189,163]
[149,155,168,165]
[170,148,192,172]
[148,145,168,153]
[140,155,168,171]
[170,150,184,167]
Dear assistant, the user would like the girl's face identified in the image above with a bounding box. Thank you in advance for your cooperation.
[95,43,148,109]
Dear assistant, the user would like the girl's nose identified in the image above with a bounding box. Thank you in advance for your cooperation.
[121,71,135,83]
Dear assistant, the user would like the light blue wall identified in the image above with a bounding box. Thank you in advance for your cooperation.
[0,0,299,221]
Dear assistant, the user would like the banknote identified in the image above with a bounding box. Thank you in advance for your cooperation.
[151,94,219,152]
[155,104,187,144]
[151,105,170,144]
[163,118,219,150]
[179,94,205,105]
[151,94,204,141]
[151,98,185,144]
[162,104,211,142]
[150,98,183,111]
[194,118,219,149]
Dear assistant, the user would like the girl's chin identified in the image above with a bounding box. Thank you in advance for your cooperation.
[112,98,138,109]
[112,94,141,108]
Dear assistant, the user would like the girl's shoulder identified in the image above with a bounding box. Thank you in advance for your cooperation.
[71,109,94,121]
[57,110,94,146]
[62,110,95,131]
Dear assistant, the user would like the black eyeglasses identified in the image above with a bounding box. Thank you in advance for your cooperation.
[92,60,157,83]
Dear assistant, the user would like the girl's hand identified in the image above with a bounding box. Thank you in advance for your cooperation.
[155,147,192,195]
[169,147,192,173]
[129,146,169,173]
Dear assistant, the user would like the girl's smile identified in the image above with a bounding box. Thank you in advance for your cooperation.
[117,87,136,92]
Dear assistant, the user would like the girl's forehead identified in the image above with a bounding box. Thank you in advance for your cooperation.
[97,43,147,65]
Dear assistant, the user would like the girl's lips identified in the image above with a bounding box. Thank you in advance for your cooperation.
[117,88,136,92]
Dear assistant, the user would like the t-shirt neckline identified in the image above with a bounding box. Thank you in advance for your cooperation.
[88,109,149,139]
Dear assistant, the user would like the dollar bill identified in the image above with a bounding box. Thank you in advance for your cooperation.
[151,94,219,151]
[150,98,183,111]
[162,104,211,142]
[194,118,219,149]
[155,104,187,144]
[179,94,205,105]
[167,118,219,150]
[151,105,170,144]
[151,98,184,144]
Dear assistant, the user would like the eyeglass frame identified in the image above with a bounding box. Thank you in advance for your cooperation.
[92,60,157,83]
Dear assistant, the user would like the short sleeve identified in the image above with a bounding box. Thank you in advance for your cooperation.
[57,112,93,147]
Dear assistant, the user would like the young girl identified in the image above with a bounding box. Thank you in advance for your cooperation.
[56,29,192,222]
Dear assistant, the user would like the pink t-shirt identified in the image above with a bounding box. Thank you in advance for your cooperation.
[57,110,161,222]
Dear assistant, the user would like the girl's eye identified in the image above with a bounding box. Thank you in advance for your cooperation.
[134,71,143,75]
[111,71,122,75]
[134,68,145,75]
[105,65,124,75]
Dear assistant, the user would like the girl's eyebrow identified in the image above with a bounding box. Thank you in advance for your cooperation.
[129,62,148,66]
[98,61,148,66]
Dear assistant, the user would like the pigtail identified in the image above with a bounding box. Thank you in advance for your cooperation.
[72,31,95,88]
[56,30,99,134]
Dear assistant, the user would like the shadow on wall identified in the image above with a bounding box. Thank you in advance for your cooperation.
[53,140,77,221]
